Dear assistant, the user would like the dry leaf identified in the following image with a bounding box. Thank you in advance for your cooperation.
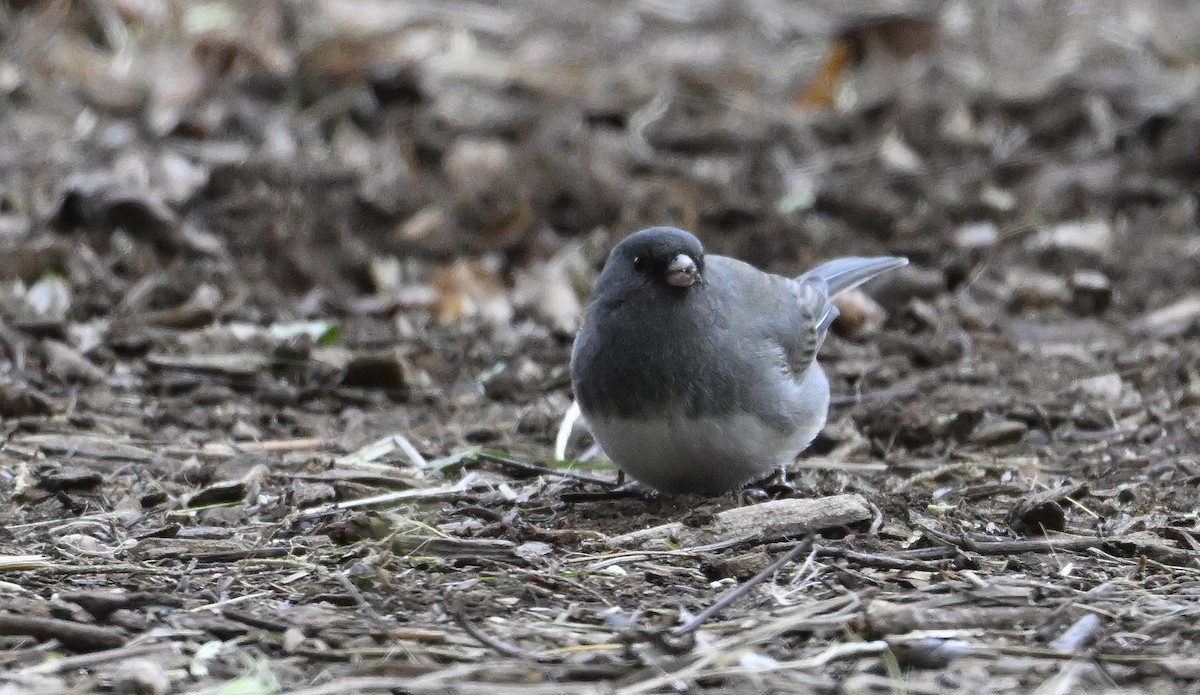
[431,260,513,326]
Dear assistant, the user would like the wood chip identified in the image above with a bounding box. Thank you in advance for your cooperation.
[605,494,872,549]
[862,599,1050,637]
[1132,293,1200,338]
[145,352,269,377]
[968,418,1028,446]
[13,434,156,462]
[43,339,106,383]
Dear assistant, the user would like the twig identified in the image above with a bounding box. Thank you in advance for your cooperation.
[615,594,861,695]
[1049,613,1103,653]
[220,606,299,635]
[449,598,559,663]
[272,675,607,695]
[20,642,177,675]
[296,480,476,519]
[0,316,28,371]
[811,545,961,571]
[189,548,295,563]
[474,451,615,486]
[919,526,1110,556]
[186,591,273,614]
[200,437,332,455]
[332,571,388,627]
[673,537,814,637]
[0,612,125,650]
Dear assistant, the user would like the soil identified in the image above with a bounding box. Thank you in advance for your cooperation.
[1,1,1199,693]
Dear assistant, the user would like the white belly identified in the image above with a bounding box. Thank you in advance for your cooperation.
[585,411,819,495]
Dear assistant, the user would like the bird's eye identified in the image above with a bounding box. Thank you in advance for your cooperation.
[632,256,645,272]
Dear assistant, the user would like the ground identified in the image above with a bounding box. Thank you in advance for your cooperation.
[2,1,1200,693]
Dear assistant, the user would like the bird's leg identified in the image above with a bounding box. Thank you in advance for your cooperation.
[744,464,795,501]
[761,465,787,488]
[771,464,797,494]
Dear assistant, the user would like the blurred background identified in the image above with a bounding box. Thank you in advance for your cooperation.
[3,0,1198,323]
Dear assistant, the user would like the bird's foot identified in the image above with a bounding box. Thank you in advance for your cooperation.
[739,467,795,503]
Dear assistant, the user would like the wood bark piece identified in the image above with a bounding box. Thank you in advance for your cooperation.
[0,612,125,650]
[1132,292,1200,338]
[605,494,872,550]
[862,599,1050,637]
[12,434,156,461]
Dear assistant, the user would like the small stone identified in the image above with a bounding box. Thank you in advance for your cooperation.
[1029,219,1113,259]
[979,185,1017,212]
[481,357,544,402]
[397,205,446,241]
[112,659,170,695]
[1069,270,1112,314]
[341,348,413,393]
[952,221,1000,251]
[902,299,940,332]
[230,420,262,441]
[517,393,571,439]
[282,627,307,653]
[1076,373,1124,403]
[705,551,772,581]
[36,466,102,492]
[1007,485,1086,535]
[969,418,1028,446]
[879,130,923,173]
[1179,377,1200,407]
[444,138,532,251]
[1006,269,1071,310]
[289,481,336,507]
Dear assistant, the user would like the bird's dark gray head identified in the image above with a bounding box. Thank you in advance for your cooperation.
[605,226,705,291]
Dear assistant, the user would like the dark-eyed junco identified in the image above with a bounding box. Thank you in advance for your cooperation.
[570,226,907,495]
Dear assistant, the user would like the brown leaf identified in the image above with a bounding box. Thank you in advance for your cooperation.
[430,260,513,326]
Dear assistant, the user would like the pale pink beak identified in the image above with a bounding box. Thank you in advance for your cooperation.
[666,254,699,287]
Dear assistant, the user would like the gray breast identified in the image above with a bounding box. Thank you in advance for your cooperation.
[571,275,796,431]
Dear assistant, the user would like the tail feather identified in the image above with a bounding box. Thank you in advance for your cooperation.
[797,256,908,335]
[799,256,908,297]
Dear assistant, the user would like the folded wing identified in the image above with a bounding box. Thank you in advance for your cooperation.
[781,256,908,375]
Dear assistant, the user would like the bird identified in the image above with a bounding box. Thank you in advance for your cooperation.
[569,226,907,496]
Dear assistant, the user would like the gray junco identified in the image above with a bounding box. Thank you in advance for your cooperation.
[570,226,907,495]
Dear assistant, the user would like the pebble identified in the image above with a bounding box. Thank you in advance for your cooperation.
[1069,270,1113,314]
[1179,377,1200,407]
[969,418,1028,446]
[1029,219,1113,259]
[112,659,170,695]
[1006,268,1071,310]
[952,221,1000,251]
[1076,373,1124,403]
